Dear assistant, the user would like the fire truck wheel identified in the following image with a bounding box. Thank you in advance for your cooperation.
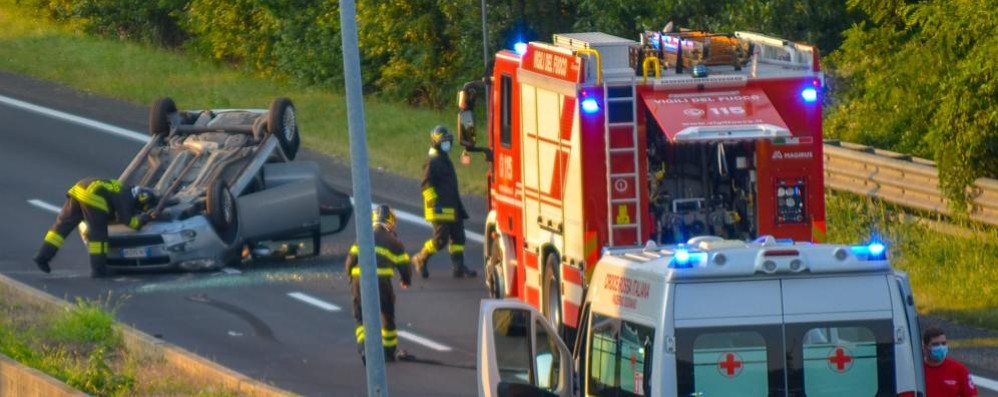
[486,240,505,299]
[542,253,564,334]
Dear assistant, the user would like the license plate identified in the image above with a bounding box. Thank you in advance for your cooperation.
[121,247,149,259]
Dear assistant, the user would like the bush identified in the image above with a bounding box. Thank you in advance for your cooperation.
[31,0,189,46]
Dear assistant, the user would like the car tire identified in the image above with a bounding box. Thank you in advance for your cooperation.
[485,236,505,299]
[149,97,178,137]
[207,178,238,245]
[267,97,300,160]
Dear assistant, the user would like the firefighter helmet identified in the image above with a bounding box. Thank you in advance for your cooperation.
[372,204,397,231]
[430,124,453,145]
[131,186,159,211]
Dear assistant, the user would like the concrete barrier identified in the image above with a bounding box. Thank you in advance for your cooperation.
[0,354,87,397]
[0,274,295,397]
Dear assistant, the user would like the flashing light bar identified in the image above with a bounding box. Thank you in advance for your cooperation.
[581,98,600,114]
[851,242,888,261]
[514,42,528,55]
[801,87,818,103]
[670,247,708,268]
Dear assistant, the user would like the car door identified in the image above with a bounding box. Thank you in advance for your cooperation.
[479,299,574,397]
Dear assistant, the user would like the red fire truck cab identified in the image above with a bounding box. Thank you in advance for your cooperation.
[457,30,825,338]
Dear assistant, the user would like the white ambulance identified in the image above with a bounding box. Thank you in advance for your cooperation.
[477,236,925,397]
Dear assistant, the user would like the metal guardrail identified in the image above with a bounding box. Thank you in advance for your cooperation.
[823,140,998,226]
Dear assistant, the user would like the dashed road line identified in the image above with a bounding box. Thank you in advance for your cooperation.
[287,292,341,312]
[28,199,61,214]
[973,375,998,392]
[397,330,453,352]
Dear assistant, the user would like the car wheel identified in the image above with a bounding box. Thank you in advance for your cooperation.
[149,97,178,137]
[267,97,300,160]
[542,253,564,334]
[207,178,238,245]
[486,237,505,299]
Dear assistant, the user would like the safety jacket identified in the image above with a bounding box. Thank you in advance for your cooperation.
[345,226,412,284]
[421,148,468,223]
[68,178,144,230]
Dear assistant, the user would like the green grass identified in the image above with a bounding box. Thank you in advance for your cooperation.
[825,192,998,331]
[0,0,490,195]
[0,287,251,396]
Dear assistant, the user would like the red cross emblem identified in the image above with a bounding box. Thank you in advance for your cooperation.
[717,352,744,378]
[827,346,854,373]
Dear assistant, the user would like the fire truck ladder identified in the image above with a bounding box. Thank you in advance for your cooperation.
[604,78,642,246]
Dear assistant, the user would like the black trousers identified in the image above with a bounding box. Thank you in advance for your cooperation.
[36,198,109,269]
[351,278,398,353]
[419,220,466,266]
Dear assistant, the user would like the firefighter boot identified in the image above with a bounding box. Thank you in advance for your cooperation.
[33,244,56,274]
[411,252,430,279]
[451,253,477,278]
[89,255,112,278]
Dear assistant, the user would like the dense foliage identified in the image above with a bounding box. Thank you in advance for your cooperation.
[826,0,998,210]
[22,0,998,208]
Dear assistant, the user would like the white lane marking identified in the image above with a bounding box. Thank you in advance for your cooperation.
[0,94,149,143]
[397,330,452,352]
[8,94,486,244]
[287,292,341,312]
[351,198,485,244]
[973,375,998,392]
[220,267,242,275]
[28,199,61,213]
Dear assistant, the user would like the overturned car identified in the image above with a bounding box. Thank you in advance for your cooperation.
[87,97,353,271]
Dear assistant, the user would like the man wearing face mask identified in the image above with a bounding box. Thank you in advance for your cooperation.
[411,125,477,279]
[923,327,978,397]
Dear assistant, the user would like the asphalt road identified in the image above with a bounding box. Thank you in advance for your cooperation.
[1,72,995,397]
[0,73,486,397]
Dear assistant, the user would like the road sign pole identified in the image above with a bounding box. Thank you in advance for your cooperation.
[339,1,389,396]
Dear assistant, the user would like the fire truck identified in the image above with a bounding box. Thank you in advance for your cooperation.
[456,29,826,339]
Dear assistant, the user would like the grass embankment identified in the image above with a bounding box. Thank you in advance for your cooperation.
[0,285,239,396]
[825,192,998,331]
[0,0,490,195]
[1,1,994,332]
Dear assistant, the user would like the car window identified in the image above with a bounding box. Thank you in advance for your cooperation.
[587,313,654,396]
[676,325,784,397]
[787,321,896,397]
[493,309,533,385]
[535,319,561,391]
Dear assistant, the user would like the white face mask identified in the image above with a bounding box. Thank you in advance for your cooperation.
[441,141,452,152]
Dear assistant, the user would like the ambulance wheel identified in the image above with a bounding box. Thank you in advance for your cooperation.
[267,97,300,160]
[542,253,564,335]
[485,238,505,299]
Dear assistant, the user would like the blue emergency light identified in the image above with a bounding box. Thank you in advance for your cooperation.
[670,246,707,268]
[801,87,818,103]
[851,241,888,261]
[514,42,528,55]
[581,98,600,114]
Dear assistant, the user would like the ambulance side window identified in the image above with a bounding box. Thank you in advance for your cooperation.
[785,321,896,397]
[587,314,654,397]
[500,74,512,148]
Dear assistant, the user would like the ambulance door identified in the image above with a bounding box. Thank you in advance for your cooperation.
[781,275,899,396]
[673,280,787,397]
[478,300,573,397]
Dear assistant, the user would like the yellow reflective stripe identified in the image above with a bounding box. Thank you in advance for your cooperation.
[382,329,398,347]
[44,230,64,248]
[68,185,109,212]
[349,244,359,255]
[422,240,437,254]
[374,247,409,265]
[128,216,141,229]
[349,267,395,277]
[449,244,464,254]
[425,207,456,222]
[422,188,438,202]
[381,329,397,337]
[87,241,108,254]
[87,179,122,194]
[356,326,365,343]
[383,339,398,347]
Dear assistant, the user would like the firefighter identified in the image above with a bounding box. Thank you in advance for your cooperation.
[346,205,412,363]
[33,178,157,277]
[410,125,478,279]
